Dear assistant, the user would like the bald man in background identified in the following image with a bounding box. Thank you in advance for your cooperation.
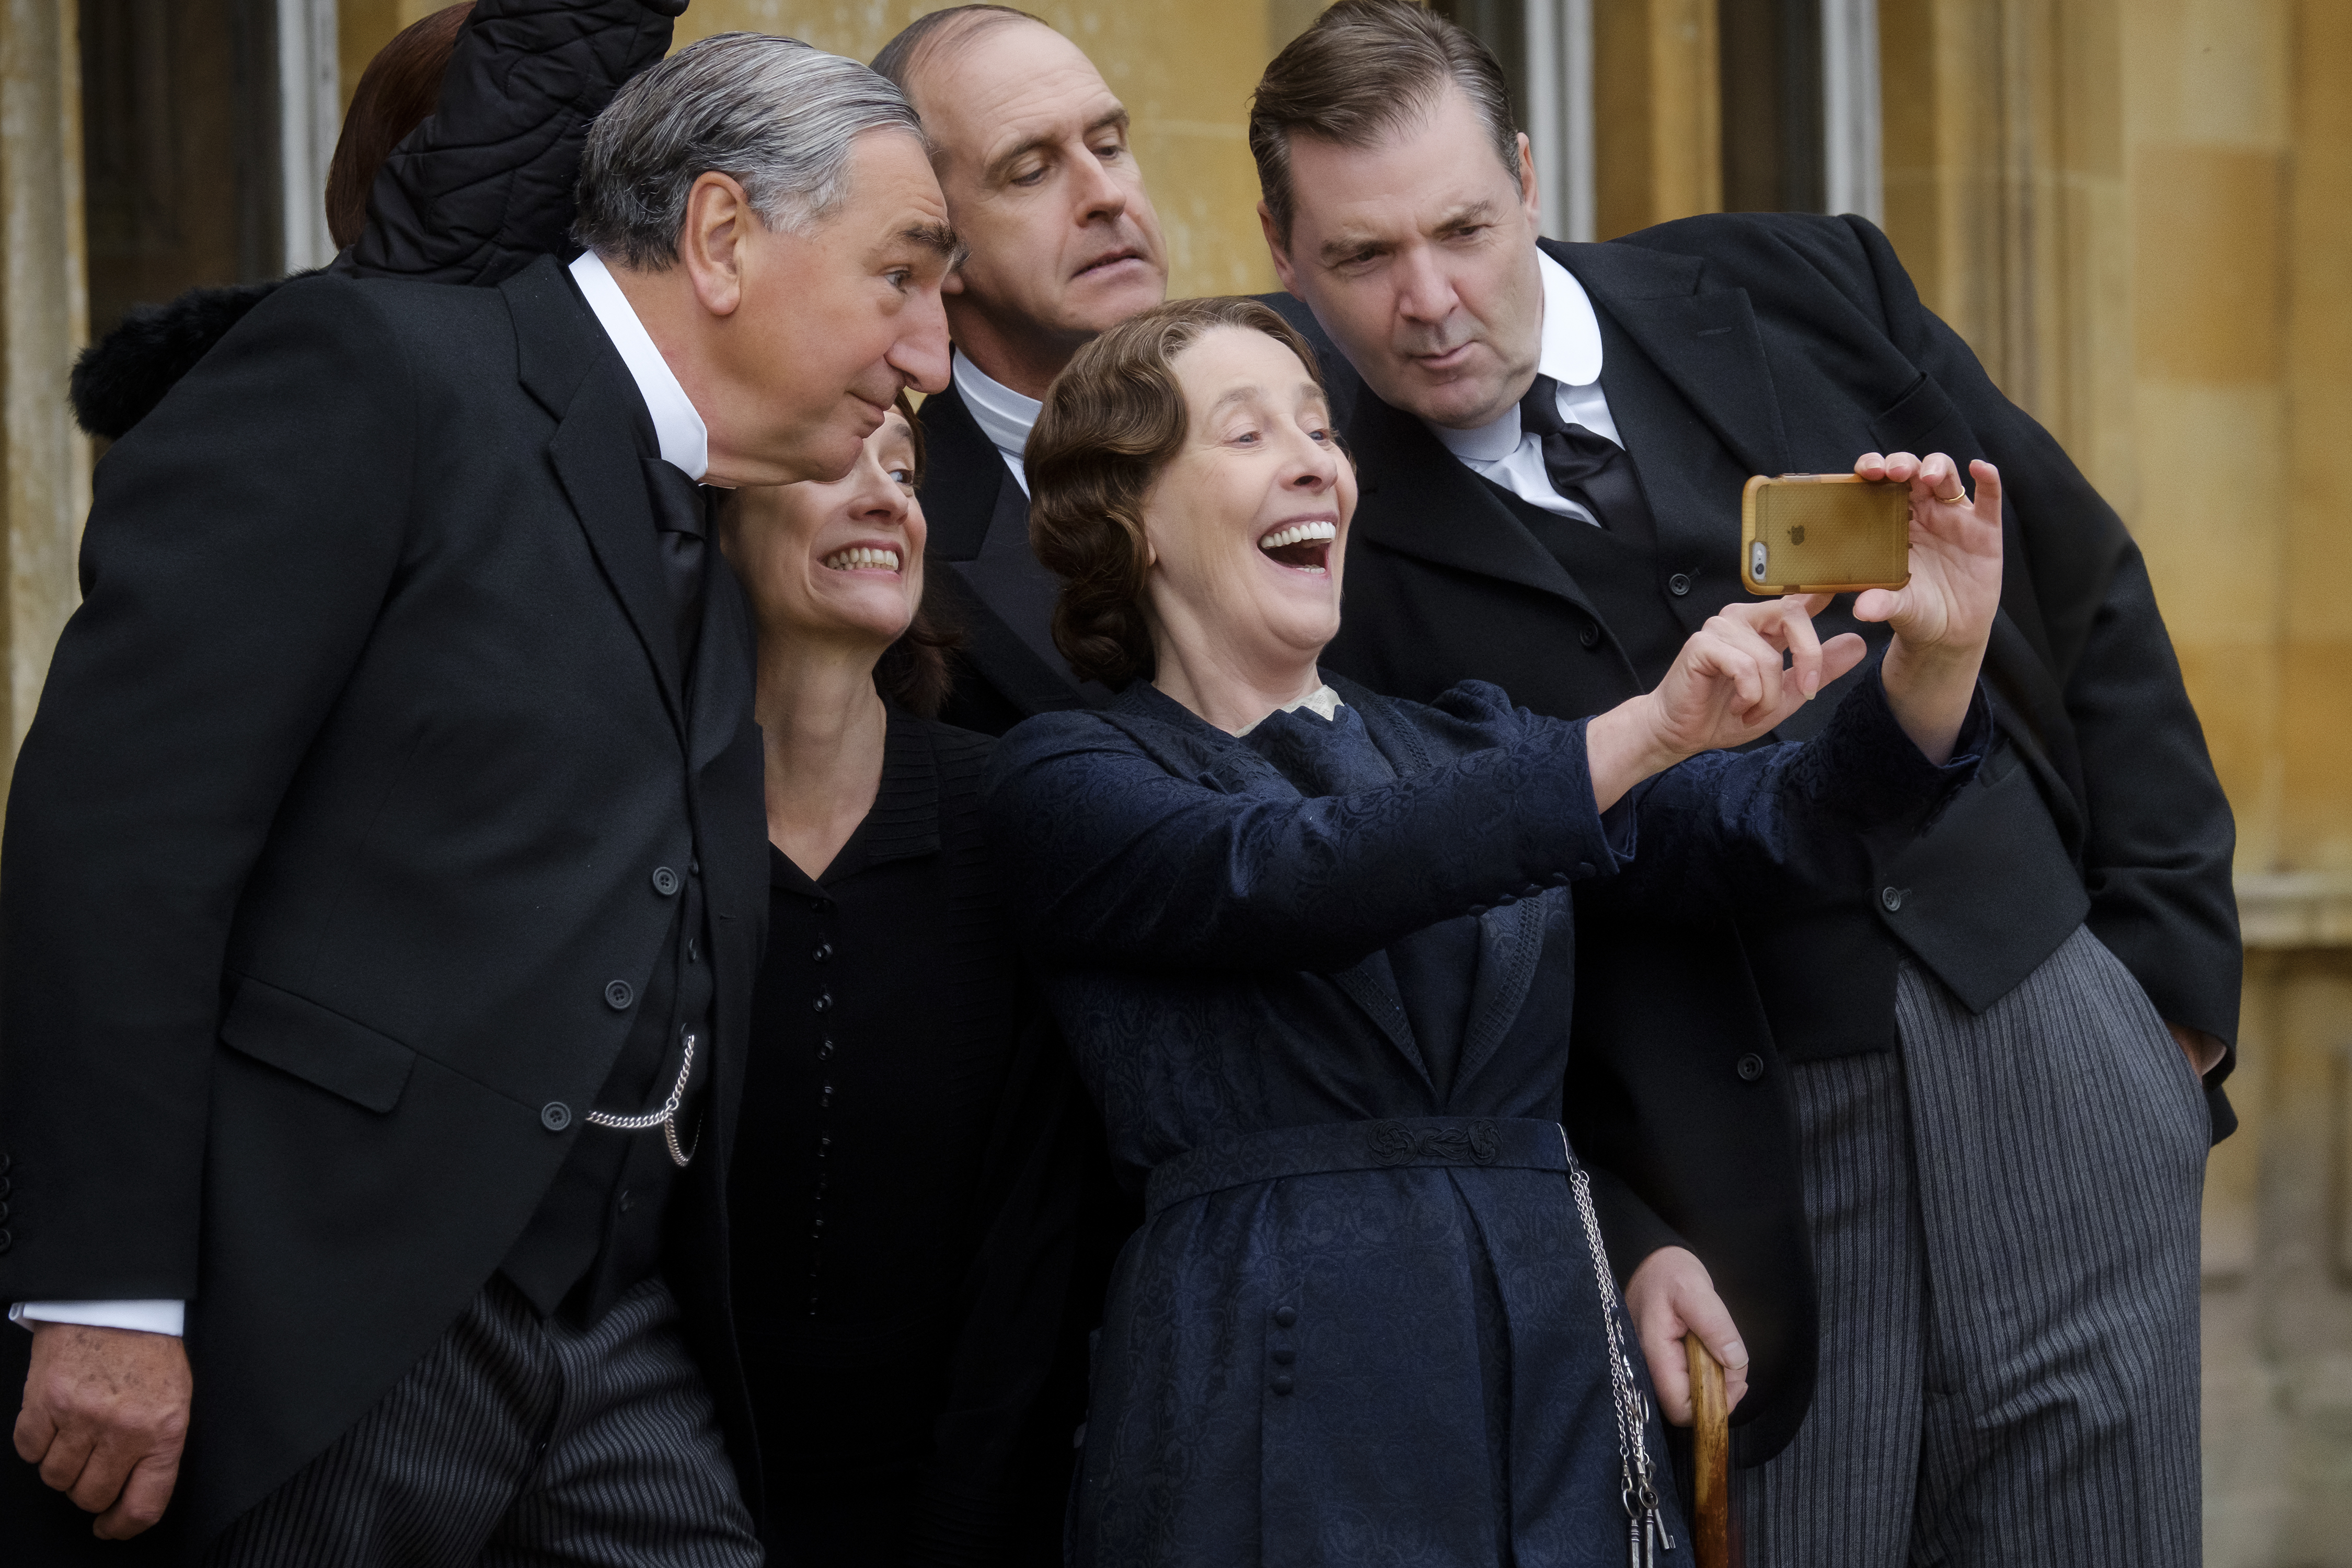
[871,5,1170,732]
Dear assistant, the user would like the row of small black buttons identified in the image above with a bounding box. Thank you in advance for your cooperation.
[537,861,701,1135]
[807,894,837,1316]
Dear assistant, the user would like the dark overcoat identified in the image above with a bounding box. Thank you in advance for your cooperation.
[0,258,769,1560]
[983,668,1979,1567]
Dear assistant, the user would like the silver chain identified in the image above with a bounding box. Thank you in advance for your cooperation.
[1561,1125,1672,1566]
[584,1032,700,1168]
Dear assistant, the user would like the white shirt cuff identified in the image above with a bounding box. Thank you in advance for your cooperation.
[10,1299,186,1336]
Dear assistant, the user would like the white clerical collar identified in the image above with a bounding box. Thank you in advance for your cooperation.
[953,348,1043,492]
[569,250,709,479]
[1427,249,1606,465]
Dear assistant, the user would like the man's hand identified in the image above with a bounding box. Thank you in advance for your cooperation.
[1624,1246,1749,1427]
[14,1321,191,1538]
[2168,1022,2227,1077]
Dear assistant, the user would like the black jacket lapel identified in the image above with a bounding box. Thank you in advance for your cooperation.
[1551,237,1790,480]
[916,381,1004,561]
[503,256,686,730]
[918,377,1092,718]
[1346,388,1601,621]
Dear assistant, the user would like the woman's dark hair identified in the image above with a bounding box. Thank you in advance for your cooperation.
[325,4,475,249]
[1026,296,1331,688]
[873,392,962,718]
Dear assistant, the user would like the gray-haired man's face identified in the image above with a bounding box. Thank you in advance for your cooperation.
[908,20,1170,399]
[696,130,958,487]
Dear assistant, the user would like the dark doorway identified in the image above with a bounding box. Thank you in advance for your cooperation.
[80,0,281,343]
[1717,0,1824,213]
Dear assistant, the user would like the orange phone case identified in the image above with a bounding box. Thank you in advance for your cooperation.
[1739,474,1912,595]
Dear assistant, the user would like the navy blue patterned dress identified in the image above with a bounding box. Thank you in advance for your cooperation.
[983,668,1977,1568]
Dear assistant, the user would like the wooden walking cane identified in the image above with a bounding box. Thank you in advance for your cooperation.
[1685,1335,1731,1568]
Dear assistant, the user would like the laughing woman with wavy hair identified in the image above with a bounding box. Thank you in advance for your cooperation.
[986,295,2009,1568]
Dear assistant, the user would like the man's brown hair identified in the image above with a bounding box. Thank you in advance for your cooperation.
[1247,0,1521,248]
[1027,297,1332,689]
[326,4,475,249]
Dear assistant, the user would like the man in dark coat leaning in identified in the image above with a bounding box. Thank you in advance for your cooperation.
[0,33,953,1565]
[867,4,1173,735]
[1249,4,2235,1564]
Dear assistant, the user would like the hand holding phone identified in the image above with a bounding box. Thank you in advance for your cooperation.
[1739,473,1912,595]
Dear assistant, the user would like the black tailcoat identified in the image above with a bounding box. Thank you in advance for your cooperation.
[0,256,768,1557]
[1307,213,2239,1463]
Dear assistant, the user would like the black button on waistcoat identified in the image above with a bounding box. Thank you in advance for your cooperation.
[1274,1306,1298,1328]
[1736,1053,1766,1082]
[652,866,680,896]
[1578,620,1602,649]
[604,979,635,1010]
[1667,572,1693,596]
[541,1101,572,1132]
[0,1229,12,1254]
[1881,886,1906,912]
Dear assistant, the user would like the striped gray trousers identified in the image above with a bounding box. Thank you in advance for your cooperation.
[1742,925,2209,1567]
[203,1275,761,1568]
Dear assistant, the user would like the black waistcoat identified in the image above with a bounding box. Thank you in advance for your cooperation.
[501,525,721,1327]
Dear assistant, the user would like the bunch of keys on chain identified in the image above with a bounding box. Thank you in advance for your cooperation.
[1620,1360,1675,1567]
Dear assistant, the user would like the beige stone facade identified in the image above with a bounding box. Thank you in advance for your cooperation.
[1,0,2345,1558]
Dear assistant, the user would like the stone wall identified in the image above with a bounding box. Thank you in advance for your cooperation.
[0,0,2338,1559]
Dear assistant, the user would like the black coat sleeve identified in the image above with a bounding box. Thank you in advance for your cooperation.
[0,280,416,1301]
[1841,217,2244,1074]
[339,0,684,284]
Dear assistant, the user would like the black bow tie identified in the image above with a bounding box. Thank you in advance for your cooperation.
[640,457,709,674]
[1518,374,1654,544]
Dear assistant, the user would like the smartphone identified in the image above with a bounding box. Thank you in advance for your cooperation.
[1739,474,1912,596]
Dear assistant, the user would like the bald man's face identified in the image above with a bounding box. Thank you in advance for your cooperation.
[909,21,1169,397]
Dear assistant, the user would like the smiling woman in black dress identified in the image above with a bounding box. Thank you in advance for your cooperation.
[714,406,1105,1567]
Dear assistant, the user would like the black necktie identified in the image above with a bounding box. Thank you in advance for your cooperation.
[640,457,709,675]
[1518,374,1655,544]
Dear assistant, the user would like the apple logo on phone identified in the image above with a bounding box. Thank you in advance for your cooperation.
[1789,524,1806,545]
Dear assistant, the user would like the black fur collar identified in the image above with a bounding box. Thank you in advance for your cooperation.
[70,276,304,440]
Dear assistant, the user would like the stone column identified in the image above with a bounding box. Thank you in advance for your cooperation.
[1592,0,1722,239]
[0,0,89,796]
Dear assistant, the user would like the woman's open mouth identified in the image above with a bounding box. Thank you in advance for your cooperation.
[1258,520,1336,574]
[822,546,902,573]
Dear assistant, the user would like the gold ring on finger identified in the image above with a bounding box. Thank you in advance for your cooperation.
[1934,488,1966,504]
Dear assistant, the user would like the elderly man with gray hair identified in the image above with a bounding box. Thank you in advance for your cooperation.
[0,33,952,1566]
